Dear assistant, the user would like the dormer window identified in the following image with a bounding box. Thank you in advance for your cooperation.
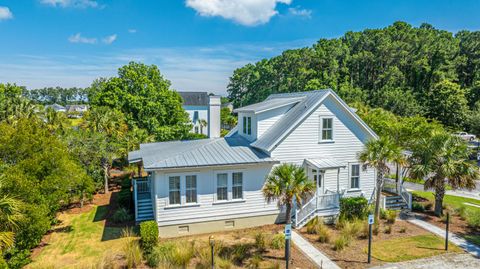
[243,116,252,135]
[320,117,333,142]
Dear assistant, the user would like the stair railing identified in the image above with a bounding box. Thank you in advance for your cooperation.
[295,195,317,227]
[399,183,412,209]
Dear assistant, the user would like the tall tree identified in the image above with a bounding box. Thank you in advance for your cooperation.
[410,131,479,216]
[359,137,405,221]
[0,178,23,255]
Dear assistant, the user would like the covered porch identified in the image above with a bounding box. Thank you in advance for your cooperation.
[293,158,346,228]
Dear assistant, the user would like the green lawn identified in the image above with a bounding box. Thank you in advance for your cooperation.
[370,234,462,262]
[413,191,480,212]
[27,205,134,268]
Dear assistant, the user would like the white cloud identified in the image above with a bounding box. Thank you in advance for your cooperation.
[288,7,312,18]
[102,34,117,44]
[0,6,13,21]
[128,29,137,34]
[185,0,292,26]
[40,0,101,9]
[68,33,97,44]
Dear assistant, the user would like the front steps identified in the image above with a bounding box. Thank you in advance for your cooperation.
[136,197,154,222]
[385,195,408,210]
[293,208,339,229]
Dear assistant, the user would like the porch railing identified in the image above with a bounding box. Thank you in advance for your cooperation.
[295,193,340,227]
[132,177,151,221]
[382,177,412,209]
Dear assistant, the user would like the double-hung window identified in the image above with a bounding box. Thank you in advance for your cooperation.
[217,173,228,201]
[350,164,360,189]
[232,172,243,199]
[320,117,333,141]
[185,175,197,203]
[169,176,181,205]
[243,116,252,135]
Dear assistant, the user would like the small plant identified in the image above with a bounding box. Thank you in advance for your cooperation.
[384,225,392,234]
[455,205,468,220]
[265,261,281,269]
[425,203,433,211]
[341,219,362,239]
[412,202,425,212]
[216,257,233,269]
[169,241,195,268]
[112,207,131,223]
[332,235,350,251]
[339,197,368,220]
[386,210,398,224]
[399,226,407,233]
[246,254,263,269]
[140,220,159,253]
[380,208,387,219]
[117,189,132,209]
[466,211,480,228]
[270,233,285,249]
[231,243,250,263]
[372,223,379,235]
[121,228,142,269]
[254,232,266,252]
[306,217,320,234]
[317,227,331,243]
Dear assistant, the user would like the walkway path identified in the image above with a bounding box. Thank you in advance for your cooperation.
[406,216,480,257]
[291,231,341,269]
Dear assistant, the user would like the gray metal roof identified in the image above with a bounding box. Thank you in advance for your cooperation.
[304,158,346,170]
[128,134,278,170]
[251,89,378,152]
[178,91,209,106]
[233,97,304,114]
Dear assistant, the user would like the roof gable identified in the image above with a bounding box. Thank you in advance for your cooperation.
[251,89,378,152]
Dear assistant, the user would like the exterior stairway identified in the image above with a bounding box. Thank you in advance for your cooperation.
[136,193,154,221]
[385,195,409,210]
[292,193,340,229]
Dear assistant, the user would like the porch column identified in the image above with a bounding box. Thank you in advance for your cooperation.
[337,168,340,192]
[316,169,320,194]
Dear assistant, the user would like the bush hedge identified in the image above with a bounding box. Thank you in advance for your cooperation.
[339,197,368,220]
[140,220,159,253]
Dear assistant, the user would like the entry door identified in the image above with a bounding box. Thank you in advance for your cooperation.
[311,169,324,194]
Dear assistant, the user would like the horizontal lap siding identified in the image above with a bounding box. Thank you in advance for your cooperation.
[271,96,375,198]
[154,164,280,226]
[257,106,292,138]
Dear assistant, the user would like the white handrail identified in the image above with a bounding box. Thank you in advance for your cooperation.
[295,193,340,227]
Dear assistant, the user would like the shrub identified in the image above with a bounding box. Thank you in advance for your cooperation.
[306,217,320,234]
[412,202,425,212]
[384,225,392,234]
[140,220,158,253]
[246,254,263,269]
[122,228,142,269]
[120,176,132,189]
[151,241,194,268]
[230,244,250,263]
[117,189,132,209]
[380,208,387,219]
[425,203,433,211]
[341,219,362,239]
[455,205,468,220]
[270,233,285,249]
[339,197,368,220]
[386,210,398,224]
[372,223,379,235]
[169,242,195,268]
[466,211,480,228]
[399,227,407,233]
[332,235,350,251]
[317,228,331,243]
[254,232,266,252]
[112,207,131,223]
[216,257,233,269]
[265,261,281,269]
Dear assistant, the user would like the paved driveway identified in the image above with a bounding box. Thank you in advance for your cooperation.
[371,253,480,269]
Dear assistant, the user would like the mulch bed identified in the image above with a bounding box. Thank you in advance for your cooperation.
[300,219,433,269]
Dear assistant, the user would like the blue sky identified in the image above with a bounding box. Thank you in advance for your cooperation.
[0,0,479,94]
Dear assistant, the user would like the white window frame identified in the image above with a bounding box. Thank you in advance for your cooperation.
[319,116,334,142]
[185,175,198,204]
[349,163,361,190]
[166,172,200,207]
[168,176,181,205]
[242,116,252,135]
[213,170,245,204]
[232,172,243,200]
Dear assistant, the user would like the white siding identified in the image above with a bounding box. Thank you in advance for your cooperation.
[257,106,291,138]
[185,107,208,135]
[153,164,280,226]
[271,96,375,199]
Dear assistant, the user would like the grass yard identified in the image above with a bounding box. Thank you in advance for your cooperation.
[27,205,131,268]
[413,191,480,212]
[371,234,461,262]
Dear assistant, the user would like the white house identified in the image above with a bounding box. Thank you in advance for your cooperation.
[178,91,221,138]
[128,89,380,237]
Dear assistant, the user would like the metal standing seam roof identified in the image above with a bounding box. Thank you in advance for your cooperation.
[128,134,278,170]
[233,97,304,114]
[304,158,346,170]
[178,91,210,106]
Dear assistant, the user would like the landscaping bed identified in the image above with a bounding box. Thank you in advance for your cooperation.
[299,216,462,269]
[412,191,480,246]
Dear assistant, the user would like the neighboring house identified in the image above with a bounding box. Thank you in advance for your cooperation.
[128,89,379,237]
[44,103,66,113]
[178,91,221,137]
[221,101,233,111]
[65,104,89,118]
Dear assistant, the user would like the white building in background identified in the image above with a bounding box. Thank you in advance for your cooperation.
[178,91,220,138]
[129,89,390,237]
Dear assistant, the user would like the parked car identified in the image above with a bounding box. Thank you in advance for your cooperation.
[455,132,476,141]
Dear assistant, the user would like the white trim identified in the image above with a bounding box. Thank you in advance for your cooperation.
[233,98,303,114]
[213,169,245,203]
[348,163,361,190]
[166,172,200,207]
[319,116,334,142]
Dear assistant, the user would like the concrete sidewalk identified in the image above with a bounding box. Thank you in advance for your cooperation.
[407,216,480,257]
[291,231,341,269]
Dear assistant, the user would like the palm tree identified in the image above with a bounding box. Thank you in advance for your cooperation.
[199,119,207,134]
[359,137,405,221]
[0,178,23,254]
[263,163,315,263]
[410,131,478,216]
